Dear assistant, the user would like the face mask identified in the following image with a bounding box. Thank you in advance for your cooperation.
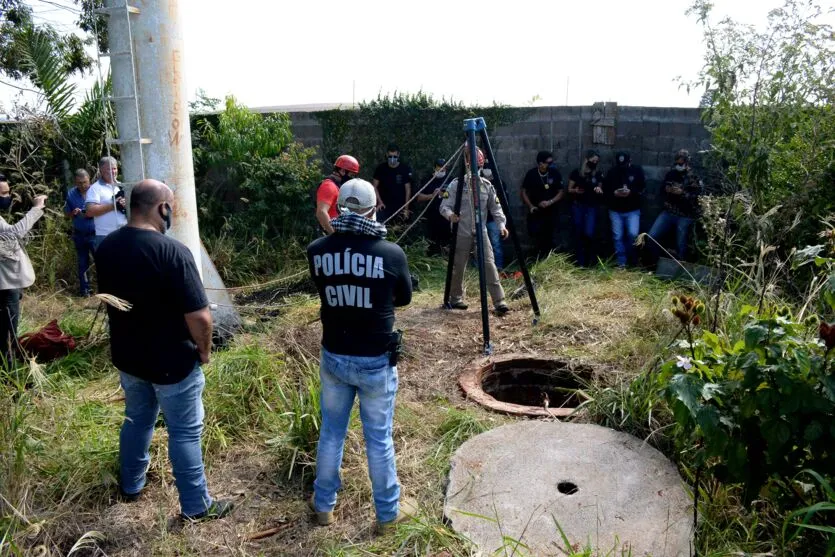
[0,196,11,210]
[342,172,353,185]
[587,161,598,170]
[159,202,172,231]
[387,156,399,165]
[436,170,446,178]
[548,163,557,170]
[481,168,493,179]
[675,164,686,172]
[617,156,627,167]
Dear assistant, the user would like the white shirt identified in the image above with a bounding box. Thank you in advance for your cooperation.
[86,179,127,236]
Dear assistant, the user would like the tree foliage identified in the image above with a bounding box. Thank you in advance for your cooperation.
[687,0,835,246]
[191,96,321,239]
[0,1,93,83]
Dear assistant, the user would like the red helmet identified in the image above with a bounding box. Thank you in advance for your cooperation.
[335,154,360,174]
[464,145,485,168]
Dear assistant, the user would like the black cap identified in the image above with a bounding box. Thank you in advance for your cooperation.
[586,149,600,159]
[434,158,446,167]
[386,143,400,153]
[536,151,554,164]
[615,151,631,165]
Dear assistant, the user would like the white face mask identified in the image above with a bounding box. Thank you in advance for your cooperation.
[481,168,493,179]
[675,164,686,172]
[436,170,446,178]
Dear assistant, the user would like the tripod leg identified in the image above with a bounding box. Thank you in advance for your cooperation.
[443,156,467,308]
[478,126,541,323]
[466,128,492,355]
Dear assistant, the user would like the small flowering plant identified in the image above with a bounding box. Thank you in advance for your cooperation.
[659,300,835,505]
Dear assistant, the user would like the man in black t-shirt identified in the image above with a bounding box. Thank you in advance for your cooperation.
[521,150,564,258]
[372,143,413,224]
[648,149,704,262]
[97,179,232,522]
[306,178,416,533]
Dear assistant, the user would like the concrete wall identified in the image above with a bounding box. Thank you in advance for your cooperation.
[287,104,710,257]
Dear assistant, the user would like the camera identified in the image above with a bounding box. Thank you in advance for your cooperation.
[114,188,127,214]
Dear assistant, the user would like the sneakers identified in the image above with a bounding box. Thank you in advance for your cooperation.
[308,494,335,526]
[182,499,234,522]
[495,303,510,316]
[376,497,418,535]
[449,302,468,310]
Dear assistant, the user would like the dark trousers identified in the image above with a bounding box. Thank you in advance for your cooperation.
[527,208,557,258]
[0,289,20,367]
[426,212,450,256]
[73,235,97,295]
[572,203,598,267]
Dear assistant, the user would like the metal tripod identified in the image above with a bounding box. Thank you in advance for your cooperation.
[443,118,541,355]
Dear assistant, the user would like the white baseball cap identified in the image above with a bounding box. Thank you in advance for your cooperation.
[338,178,377,212]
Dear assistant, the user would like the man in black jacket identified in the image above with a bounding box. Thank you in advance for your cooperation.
[648,149,703,262]
[307,178,416,533]
[603,151,645,268]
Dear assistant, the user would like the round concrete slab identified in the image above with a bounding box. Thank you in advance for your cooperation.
[444,422,693,556]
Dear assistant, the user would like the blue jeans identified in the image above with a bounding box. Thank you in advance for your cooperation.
[73,235,96,294]
[571,203,597,266]
[609,209,641,267]
[93,235,107,252]
[119,366,212,516]
[486,220,504,270]
[314,348,400,522]
[648,211,695,261]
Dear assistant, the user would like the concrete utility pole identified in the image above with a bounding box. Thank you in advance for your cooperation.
[104,0,240,338]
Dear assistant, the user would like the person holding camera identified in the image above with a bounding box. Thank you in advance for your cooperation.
[0,174,46,367]
[306,178,415,533]
[85,156,127,249]
[647,149,704,263]
[64,169,96,297]
[603,151,645,268]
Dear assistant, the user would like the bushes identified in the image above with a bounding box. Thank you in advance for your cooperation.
[192,96,322,243]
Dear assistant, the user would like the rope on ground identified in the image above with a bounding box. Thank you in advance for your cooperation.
[393,145,465,245]
[382,142,466,225]
[202,269,308,292]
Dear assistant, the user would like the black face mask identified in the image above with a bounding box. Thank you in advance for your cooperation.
[159,202,172,231]
[341,172,353,185]
[587,161,598,170]
[0,196,11,210]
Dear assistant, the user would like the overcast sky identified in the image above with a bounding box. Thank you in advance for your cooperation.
[0,0,807,115]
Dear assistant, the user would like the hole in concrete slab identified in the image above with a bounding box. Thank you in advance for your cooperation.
[558,481,579,495]
[459,355,592,417]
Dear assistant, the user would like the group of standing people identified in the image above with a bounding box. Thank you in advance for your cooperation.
[522,148,704,268]
[2,161,231,523]
[63,156,127,297]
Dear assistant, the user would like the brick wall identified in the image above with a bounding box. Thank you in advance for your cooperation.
[287,104,710,256]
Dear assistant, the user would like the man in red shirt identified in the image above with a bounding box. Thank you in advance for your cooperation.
[316,155,360,234]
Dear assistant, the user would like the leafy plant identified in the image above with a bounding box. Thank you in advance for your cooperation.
[191,96,321,240]
[687,0,835,249]
[661,304,835,505]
